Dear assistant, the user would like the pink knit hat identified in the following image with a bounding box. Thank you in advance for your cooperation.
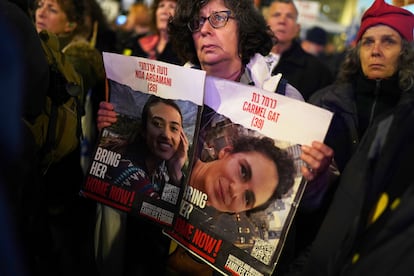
[356,0,414,42]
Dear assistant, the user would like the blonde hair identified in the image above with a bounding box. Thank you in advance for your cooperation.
[122,3,151,31]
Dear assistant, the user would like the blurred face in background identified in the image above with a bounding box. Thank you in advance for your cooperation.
[35,0,76,35]
[156,0,177,32]
[266,2,300,45]
[359,25,402,80]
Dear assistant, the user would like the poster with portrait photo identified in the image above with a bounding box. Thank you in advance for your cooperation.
[81,53,206,228]
[164,76,333,275]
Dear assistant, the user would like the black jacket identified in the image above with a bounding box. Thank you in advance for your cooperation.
[301,91,414,276]
[309,74,402,172]
[120,33,182,66]
[272,40,334,101]
[274,74,408,276]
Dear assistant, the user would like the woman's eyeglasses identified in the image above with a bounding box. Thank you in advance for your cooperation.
[187,10,234,32]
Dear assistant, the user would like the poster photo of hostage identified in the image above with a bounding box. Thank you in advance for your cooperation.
[93,91,198,212]
[173,107,301,263]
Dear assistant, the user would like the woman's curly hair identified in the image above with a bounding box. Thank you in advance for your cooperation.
[168,0,276,66]
[337,39,414,92]
[230,135,296,212]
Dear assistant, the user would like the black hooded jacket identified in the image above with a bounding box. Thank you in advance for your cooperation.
[272,39,334,101]
[301,90,414,276]
[309,74,402,172]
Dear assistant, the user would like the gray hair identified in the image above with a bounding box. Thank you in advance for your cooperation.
[337,39,414,92]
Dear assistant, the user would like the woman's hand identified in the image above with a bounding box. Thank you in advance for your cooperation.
[300,141,339,212]
[97,101,118,132]
[167,129,189,185]
[300,141,334,181]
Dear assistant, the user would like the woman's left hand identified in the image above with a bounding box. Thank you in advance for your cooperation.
[300,141,334,181]
[167,129,189,184]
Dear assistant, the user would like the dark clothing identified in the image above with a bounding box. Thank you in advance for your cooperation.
[121,33,183,65]
[272,40,334,101]
[124,217,171,275]
[115,31,148,54]
[270,39,334,275]
[0,2,51,275]
[107,153,169,199]
[94,27,118,54]
[2,0,49,121]
[41,148,98,276]
[319,50,347,79]
[0,3,35,276]
[308,74,403,172]
[275,72,404,275]
[300,91,414,276]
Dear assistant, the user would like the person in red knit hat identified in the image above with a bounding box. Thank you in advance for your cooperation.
[356,0,414,42]
[305,0,414,174]
[275,1,414,275]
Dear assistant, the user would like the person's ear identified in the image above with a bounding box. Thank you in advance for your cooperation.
[217,146,233,159]
[65,21,77,32]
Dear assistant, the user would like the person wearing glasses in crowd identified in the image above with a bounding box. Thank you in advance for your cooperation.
[97,0,335,274]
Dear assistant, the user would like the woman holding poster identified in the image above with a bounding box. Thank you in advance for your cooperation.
[166,0,335,274]
[167,0,334,183]
[97,0,335,274]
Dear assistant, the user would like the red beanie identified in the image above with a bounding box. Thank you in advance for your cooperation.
[356,0,414,42]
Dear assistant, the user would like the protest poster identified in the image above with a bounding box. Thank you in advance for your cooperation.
[81,52,205,227]
[81,53,333,275]
[164,76,333,275]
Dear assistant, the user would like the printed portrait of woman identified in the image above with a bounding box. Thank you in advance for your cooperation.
[98,82,198,203]
[182,106,299,251]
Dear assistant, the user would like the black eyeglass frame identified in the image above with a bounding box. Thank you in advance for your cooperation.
[187,10,235,32]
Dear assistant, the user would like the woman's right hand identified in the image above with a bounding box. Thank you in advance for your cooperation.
[97,101,117,132]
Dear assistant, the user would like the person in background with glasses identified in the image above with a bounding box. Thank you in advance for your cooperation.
[169,0,305,100]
